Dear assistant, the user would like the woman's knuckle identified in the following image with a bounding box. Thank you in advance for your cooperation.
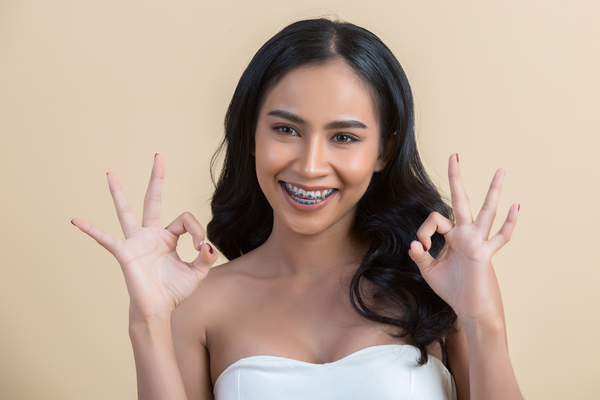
[181,211,198,223]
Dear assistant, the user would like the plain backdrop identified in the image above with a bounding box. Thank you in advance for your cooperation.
[1,0,599,399]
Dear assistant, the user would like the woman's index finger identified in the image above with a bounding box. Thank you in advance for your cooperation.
[71,217,118,253]
[448,154,473,225]
[142,154,165,228]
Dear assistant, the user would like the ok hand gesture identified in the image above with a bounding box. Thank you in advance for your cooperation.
[71,154,218,322]
[408,154,519,326]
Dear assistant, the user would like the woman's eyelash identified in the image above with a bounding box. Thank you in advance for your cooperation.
[274,125,298,135]
[332,134,358,144]
[273,126,359,144]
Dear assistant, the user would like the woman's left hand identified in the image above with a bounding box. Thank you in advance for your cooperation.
[408,154,519,327]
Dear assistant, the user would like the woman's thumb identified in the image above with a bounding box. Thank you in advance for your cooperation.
[189,241,218,277]
[408,240,436,277]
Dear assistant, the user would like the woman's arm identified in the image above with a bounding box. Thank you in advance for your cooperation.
[446,319,469,400]
[409,154,523,400]
[129,311,213,400]
[460,316,521,399]
[72,154,218,400]
[129,315,190,400]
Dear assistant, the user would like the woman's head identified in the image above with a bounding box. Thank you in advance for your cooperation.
[209,19,424,258]
[224,18,413,181]
[254,60,385,238]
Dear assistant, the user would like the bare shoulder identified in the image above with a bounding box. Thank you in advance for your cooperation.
[171,252,259,346]
[169,255,259,399]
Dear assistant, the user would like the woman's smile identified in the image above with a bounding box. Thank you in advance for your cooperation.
[254,60,386,236]
[281,181,337,205]
[278,181,338,212]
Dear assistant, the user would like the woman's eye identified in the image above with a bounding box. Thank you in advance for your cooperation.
[333,134,355,144]
[277,126,298,136]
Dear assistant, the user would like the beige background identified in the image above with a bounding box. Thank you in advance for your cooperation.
[1,0,598,399]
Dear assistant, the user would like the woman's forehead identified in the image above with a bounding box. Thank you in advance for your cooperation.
[260,61,379,129]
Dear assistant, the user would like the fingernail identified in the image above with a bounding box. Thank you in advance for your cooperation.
[198,240,204,251]
[518,204,521,212]
[70,219,75,226]
[422,243,428,252]
[207,243,214,255]
[155,153,158,159]
[456,154,459,163]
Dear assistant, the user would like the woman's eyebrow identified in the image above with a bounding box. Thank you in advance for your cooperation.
[324,120,368,130]
[266,109,368,129]
[267,110,306,125]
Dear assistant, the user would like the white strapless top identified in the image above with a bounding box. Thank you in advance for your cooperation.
[213,344,457,400]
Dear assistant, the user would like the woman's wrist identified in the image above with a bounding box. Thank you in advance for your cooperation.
[129,309,172,334]
[459,313,506,346]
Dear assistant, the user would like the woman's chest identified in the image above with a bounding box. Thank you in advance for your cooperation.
[205,281,411,387]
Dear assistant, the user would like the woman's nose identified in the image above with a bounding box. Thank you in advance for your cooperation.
[291,136,330,178]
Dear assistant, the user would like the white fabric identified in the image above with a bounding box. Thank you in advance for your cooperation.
[213,344,457,400]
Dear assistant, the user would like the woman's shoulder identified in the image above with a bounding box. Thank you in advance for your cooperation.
[171,250,262,341]
[201,249,265,293]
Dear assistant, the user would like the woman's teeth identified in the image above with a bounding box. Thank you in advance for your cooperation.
[283,182,336,205]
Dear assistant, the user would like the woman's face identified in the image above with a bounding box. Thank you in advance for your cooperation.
[254,60,385,236]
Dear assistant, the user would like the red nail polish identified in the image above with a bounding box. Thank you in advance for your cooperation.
[456,154,459,163]
[155,153,158,158]
[422,243,428,252]
[70,219,75,226]
[518,204,521,211]
[207,243,214,255]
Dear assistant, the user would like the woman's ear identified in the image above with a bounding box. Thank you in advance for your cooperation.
[374,157,386,172]
[374,132,396,172]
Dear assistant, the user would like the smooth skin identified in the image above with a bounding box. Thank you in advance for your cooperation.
[409,156,522,399]
[72,61,523,400]
[72,155,219,399]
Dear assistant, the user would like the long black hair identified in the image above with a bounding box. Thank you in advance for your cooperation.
[207,18,457,366]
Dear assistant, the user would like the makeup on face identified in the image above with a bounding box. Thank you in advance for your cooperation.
[254,61,383,235]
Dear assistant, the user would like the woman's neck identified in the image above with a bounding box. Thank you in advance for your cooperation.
[255,213,366,279]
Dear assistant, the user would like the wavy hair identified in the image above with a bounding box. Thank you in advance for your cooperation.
[207,18,457,366]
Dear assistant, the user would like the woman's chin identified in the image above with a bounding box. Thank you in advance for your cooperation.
[276,211,355,238]
[286,221,327,237]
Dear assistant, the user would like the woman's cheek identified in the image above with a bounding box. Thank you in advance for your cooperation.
[256,140,290,172]
[336,151,380,188]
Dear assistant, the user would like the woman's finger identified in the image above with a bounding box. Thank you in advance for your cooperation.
[189,242,219,277]
[416,211,455,252]
[408,240,437,277]
[107,172,140,238]
[488,203,520,251]
[142,154,165,228]
[474,169,505,237]
[71,218,118,253]
[165,212,206,251]
[448,154,474,226]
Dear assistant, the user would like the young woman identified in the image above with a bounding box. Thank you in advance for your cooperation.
[72,19,523,400]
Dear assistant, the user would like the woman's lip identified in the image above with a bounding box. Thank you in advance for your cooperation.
[279,180,337,191]
[280,182,336,211]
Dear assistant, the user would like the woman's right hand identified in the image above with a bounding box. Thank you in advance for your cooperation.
[71,154,218,322]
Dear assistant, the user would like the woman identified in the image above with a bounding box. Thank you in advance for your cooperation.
[72,19,523,399]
